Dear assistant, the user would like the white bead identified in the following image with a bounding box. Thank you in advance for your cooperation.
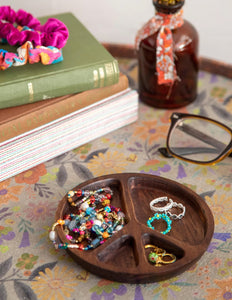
[115,225,123,231]
[117,212,125,220]
[68,190,75,197]
[85,191,90,196]
[49,230,56,242]
[80,202,89,211]
[93,219,102,226]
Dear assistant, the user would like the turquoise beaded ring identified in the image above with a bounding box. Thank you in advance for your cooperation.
[147,213,172,235]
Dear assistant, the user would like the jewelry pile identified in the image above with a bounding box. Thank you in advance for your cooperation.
[147,196,186,234]
[49,187,125,251]
[145,244,176,266]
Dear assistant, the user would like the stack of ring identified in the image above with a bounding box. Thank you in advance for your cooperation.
[145,244,176,266]
[149,196,185,220]
[147,213,172,235]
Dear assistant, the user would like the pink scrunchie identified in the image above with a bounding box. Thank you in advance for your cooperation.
[0,6,69,48]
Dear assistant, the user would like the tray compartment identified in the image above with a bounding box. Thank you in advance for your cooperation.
[97,235,139,268]
[142,233,185,263]
[128,176,208,245]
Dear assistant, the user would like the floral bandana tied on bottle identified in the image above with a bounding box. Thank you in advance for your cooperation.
[135,9,184,85]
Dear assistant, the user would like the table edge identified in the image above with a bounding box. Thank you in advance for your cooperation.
[103,43,232,79]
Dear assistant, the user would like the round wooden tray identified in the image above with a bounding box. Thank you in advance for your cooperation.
[55,173,214,283]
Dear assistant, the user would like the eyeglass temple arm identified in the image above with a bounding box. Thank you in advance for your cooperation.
[178,123,227,150]
[158,147,232,158]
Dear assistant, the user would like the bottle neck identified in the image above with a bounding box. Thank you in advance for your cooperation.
[153,0,184,14]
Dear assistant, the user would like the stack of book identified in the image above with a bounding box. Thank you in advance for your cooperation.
[0,12,138,182]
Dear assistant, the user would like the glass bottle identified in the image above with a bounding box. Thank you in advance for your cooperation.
[136,0,199,109]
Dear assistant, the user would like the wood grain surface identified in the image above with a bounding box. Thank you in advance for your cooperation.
[55,173,214,283]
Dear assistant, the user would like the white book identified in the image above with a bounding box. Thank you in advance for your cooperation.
[0,88,138,181]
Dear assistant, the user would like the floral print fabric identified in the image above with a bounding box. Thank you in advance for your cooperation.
[0,59,232,300]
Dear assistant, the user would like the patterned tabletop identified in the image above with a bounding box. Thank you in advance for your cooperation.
[0,59,232,300]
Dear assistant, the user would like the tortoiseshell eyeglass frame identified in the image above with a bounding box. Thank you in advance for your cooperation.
[158,112,232,165]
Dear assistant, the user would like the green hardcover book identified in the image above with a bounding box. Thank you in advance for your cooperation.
[0,12,119,109]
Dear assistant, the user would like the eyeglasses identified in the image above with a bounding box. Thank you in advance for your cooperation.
[159,112,232,165]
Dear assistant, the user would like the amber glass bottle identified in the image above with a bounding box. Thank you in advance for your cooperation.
[137,0,199,108]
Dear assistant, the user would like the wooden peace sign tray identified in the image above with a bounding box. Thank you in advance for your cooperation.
[55,173,214,283]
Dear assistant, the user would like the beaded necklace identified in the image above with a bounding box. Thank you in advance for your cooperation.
[49,187,126,250]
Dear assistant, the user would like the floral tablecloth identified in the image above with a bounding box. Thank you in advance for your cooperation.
[0,59,232,300]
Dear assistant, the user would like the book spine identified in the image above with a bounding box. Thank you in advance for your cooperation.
[0,59,120,109]
[0,74,129,143]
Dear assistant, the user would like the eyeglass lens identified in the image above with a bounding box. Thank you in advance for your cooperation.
[168,118,231,162]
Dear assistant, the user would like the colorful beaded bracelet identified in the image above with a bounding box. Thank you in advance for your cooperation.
[0,41,63,70]
[67,187,113,207]
[50,208,125,250]
[0,6,69,48]
[147,213,172,235]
